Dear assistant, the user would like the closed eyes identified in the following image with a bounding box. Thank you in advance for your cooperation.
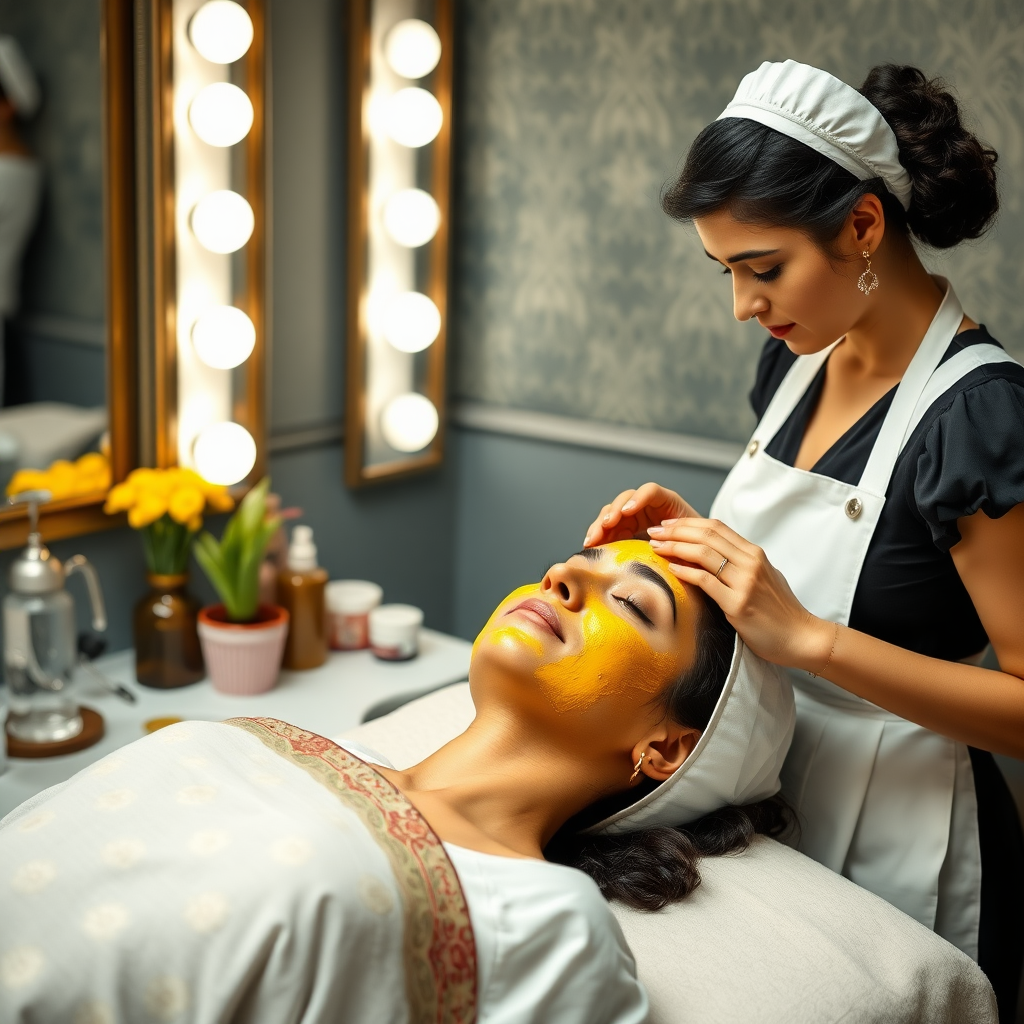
[616,595,653,627]
[721,264,782,283]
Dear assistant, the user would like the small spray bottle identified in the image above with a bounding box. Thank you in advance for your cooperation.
[277,525,328,670]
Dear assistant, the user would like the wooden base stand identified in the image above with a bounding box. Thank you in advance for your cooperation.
[5,707,105,758]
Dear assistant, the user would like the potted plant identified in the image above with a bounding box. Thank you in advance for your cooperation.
[102,467,234,688]
[193,476,289,695]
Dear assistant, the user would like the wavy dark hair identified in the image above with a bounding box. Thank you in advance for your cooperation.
[545,593,793,911]
[661,64,999,252]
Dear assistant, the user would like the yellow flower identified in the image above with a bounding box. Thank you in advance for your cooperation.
[6,469,49,497]
[128,492,167,528]
[104,481,136,514]
[168,485,205,525]
[187,514,203,533]
[204,487,235,513]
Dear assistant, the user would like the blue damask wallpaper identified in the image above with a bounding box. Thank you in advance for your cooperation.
[452,0,1024,443]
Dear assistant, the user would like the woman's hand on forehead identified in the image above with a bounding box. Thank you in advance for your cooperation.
[583,483,700,549]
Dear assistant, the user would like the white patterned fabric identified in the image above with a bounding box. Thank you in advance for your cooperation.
[0,723,417,1024]
[717,59,913,208]
[0,721,648,1024]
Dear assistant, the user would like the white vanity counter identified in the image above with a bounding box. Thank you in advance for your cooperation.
[0,629,472,817]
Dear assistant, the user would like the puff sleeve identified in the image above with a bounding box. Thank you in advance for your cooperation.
[913,375,1024,552]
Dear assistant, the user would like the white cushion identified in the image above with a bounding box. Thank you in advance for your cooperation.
[341,683,996,1024]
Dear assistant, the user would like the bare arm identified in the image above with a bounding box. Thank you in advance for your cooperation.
[649,503,1024,759]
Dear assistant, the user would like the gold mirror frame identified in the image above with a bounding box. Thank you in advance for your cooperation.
[344,0,454,487]
[0,0,138,550]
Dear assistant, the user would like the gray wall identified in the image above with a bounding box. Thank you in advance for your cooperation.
[453,0,1024,444]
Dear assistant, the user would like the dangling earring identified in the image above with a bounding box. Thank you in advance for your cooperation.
[857,250,879,295]
[629,751,646,784]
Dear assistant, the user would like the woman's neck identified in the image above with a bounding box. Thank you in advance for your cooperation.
[839,239,950,380]
[379,711,621,860]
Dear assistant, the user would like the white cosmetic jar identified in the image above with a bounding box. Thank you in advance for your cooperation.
[369,604,423,661]
[326,580,383,650]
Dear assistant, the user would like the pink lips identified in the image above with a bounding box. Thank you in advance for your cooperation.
[507,598,565,642]
[766,322,795,339]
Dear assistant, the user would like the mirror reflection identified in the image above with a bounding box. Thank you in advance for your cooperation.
[0,3,109,502]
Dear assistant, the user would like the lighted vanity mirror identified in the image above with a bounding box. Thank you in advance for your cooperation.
[345,0,453,487]
[0,0,136,549]
[148,0,267,490]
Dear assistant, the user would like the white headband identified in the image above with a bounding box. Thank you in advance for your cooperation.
[717,59,912,210]
[0,37,40,119]
[588,638,795,834]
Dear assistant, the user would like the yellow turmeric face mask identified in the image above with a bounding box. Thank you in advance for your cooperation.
[475,540,691,713]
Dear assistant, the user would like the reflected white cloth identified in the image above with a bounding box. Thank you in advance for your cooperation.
[0,155,41,317]
[0,37,40,118]
[341,740,650,1024]
[590,638,795,833]
[717,59,912,209]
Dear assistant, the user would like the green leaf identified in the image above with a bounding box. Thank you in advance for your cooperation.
[191,477,278,623]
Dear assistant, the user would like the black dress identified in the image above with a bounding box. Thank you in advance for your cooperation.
[750,326,1024,1022]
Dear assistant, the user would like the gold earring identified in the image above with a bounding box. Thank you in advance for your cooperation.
[857,250,879,295]
[630,752,646,784]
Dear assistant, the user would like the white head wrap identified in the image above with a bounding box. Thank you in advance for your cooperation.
[0,37,40,119]
[717,59,912,210]
[589,638,795,834]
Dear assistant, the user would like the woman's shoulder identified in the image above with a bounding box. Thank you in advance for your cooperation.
[908,327,1024,550]
[749,335,797,419]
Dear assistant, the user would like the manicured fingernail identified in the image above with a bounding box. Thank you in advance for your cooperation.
[647,526,664,536]
[622,501,636,511]
[649,539,665,548]
[603,514,613,524]
[584,533,592,546]
[661,518,677,526]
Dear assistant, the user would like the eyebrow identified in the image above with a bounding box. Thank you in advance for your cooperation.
[627,563,677,623]
[704,247,780,264]
[570,549,677,623]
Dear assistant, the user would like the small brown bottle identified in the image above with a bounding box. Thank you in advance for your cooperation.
[277,525,329,670]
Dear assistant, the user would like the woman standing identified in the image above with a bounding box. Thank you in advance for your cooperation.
[585,60,1024,1020]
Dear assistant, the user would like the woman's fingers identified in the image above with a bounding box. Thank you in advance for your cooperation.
[647,518,751,568]
[669,562,740,613]
[584,494,634,547]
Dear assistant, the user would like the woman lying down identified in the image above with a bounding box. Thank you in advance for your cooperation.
[0,540,794,1024]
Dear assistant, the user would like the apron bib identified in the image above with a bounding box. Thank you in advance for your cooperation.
[710,281,1018,959]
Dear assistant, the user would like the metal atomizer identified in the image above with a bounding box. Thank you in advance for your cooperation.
[3,490,107,751]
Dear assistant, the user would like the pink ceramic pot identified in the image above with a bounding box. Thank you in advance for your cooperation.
[197,604,290,696]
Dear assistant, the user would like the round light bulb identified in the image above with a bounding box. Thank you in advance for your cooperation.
[189,1,254,64]
[384,19,441,79]
[192,306,256,369]
[383,188,440,247]
[189,82,254,147]
[381,393,438,453]
[382,292,441,353]
[193,421,256,485]
[386,88,443,148]
[191,190,254,253]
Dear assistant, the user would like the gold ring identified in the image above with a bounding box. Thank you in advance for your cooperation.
[715,557,728,579]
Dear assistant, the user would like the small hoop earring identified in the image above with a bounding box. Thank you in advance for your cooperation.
[629,751,646,784]
[857,250,879,295]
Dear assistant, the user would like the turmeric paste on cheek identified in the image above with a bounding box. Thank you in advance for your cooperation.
[535,596,674,713]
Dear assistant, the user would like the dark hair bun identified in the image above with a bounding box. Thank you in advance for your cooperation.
[860,64,998,249]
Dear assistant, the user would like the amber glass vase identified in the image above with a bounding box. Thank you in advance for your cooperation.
[134,573,205,688]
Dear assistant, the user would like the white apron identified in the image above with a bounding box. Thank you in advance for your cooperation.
[710,281,1020,959]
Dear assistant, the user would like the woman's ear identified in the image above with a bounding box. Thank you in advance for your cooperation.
[632,724,701,783]
[843,192,886,256]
